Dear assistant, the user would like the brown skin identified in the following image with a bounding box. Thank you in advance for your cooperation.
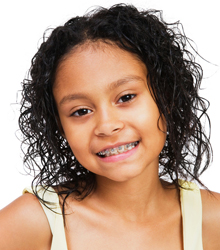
[0,193,52,250]
[61,181,183,250]
[1,188,220,249]
[201,190,220,249]
[0,42,219,249]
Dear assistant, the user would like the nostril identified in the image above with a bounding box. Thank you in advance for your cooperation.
[94,119,124,136]
[112,127,120,132]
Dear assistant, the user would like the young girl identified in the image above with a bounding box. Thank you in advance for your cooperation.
[0,4,220,250]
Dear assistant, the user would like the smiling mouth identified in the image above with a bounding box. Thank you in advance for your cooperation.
[97,141,139,158]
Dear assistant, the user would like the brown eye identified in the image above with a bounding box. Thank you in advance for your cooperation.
[118,94,136,103]
[71,108,92,117]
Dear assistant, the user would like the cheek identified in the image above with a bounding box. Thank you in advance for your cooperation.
[133,100,166,149]
[62,122,93,161]
[133,99,160,130]
[59,118,83,146]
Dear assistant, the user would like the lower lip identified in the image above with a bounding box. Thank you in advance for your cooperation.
[97,143,139,163]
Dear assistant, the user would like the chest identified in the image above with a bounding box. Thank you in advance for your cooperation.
[64,211,183,250]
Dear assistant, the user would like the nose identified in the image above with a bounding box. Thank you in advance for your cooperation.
[94,108,124,137]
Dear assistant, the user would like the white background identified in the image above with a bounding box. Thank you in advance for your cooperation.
[0,0,219,209]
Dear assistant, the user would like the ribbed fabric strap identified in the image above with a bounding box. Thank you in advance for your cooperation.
[179,180,203,250]
[23,187,68,250]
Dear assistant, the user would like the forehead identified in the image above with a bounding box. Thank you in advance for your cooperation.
[53,41,148,106]
[56,41,121,75]
[54,41,146,87]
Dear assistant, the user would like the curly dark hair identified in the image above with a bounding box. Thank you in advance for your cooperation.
[19,4,212,208]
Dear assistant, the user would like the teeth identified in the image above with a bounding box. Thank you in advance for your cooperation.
[117,145,125,153]
[97,141,138,157]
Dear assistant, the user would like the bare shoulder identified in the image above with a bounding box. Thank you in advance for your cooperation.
[201,189,220,250]
[0,193,52,250]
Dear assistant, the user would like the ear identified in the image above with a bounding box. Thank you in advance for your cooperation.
[55,116,66,139]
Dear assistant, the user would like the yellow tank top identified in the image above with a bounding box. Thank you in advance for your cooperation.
[23,180,203,250]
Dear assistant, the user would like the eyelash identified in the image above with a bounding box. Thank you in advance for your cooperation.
[71,108,92,117]
[118,94,136,103]
[71,94,136,117]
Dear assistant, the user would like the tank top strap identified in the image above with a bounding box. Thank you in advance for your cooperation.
[23,186,68,250]
[179,180,203,250]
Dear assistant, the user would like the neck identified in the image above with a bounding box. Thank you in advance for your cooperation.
[92,172,174,223]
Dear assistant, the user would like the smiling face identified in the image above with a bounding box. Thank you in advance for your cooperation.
[53,42,167,183]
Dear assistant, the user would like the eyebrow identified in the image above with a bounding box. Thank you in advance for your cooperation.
[59,75,144,106]
[107,75,144,90]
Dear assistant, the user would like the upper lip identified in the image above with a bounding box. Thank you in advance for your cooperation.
[96,141,138,154]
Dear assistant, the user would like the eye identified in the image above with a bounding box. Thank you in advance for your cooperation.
[118,94,136,103]
[71,108,92,117]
